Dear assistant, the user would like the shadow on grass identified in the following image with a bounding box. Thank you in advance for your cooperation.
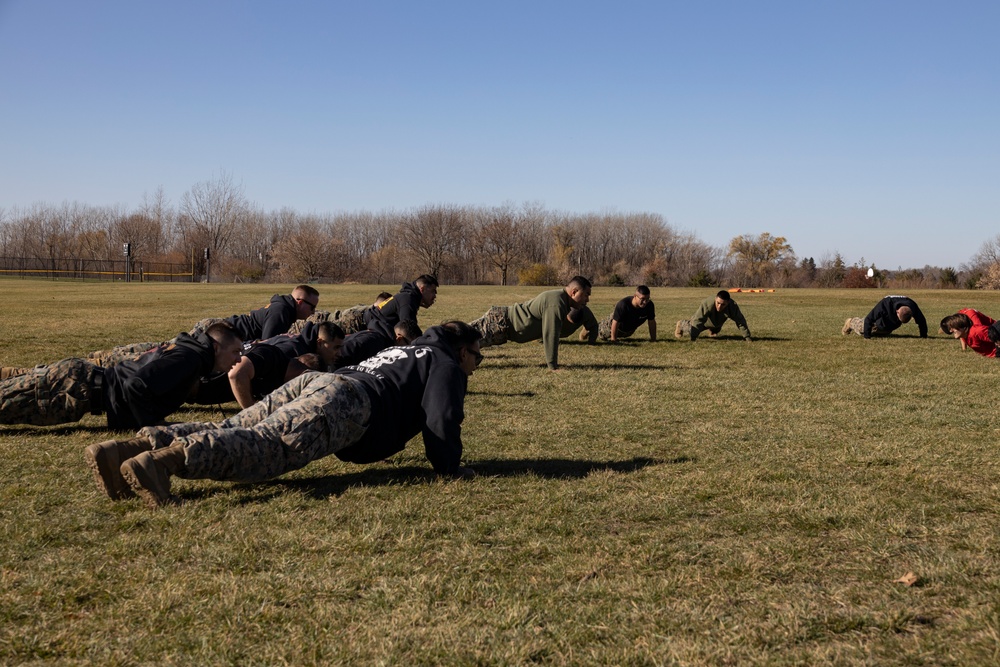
[0,423,114,436]
[689,335,787,342]
[179,455,692,504]
[471,455,689,477]
[482,362,688,371]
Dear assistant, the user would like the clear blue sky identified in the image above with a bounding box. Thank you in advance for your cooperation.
[1,1,997,269]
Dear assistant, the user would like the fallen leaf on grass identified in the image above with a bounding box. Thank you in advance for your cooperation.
[895,571,920,587]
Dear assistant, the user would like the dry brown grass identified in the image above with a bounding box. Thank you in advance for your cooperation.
[2,281,1000,665]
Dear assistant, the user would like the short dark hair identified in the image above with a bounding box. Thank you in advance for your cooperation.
[375,291,393,302]
[293,285,320,298]
[395,319,422,342]
[940,313,972,335]
[436,320,482,354]
[568,276,592,291]
[415,274,439,288]
[988,322,1000,345]
[636,285,650,296]
[317,321,345,341]
[205,322,243,348]
[716,290,732,301]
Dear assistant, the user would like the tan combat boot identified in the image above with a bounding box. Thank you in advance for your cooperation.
[120,444,187,508]
[841,318,854,335]
[0,366,30,380]
[84,437,153,500]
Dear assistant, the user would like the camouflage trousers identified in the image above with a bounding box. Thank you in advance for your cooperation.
[87,319,222,367]
[288,311,330,335]
[469,306,511,348]
[674,319,718,341]
[597,316,636,342]
[0,358,102,426]
[842,317,865,336]
[287,306,366,336]
[136,372,371,482]
[1,366,31,380]
[87,341,163,367]
[842,317,889,337]
[334,305,368,335]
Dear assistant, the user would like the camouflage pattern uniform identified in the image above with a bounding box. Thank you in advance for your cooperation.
[333,305,368,335]
[673,318,727,340]
[287,311,330,335]
[469,306,510,348]
[842,317,866,336]
[674,319,694,339]
[1,366,31,380]
[289,306,365,336]
[87,341,163,367]
[0,358,102,425]
[135,371,370,482]
[597,315,613,341]
[188,317,228,337]
[86,318,228,367]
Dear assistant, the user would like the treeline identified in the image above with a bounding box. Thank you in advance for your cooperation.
[1,174,994,288]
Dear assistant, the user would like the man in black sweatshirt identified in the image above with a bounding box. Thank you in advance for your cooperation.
[91,321,482,507]
[335,319,421,368]
[84,285,319,367]
[364,275,438,339]
[192,322,346,409]
[842,295,928,339]
[1,323,243,430]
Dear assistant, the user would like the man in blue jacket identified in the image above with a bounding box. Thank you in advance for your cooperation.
[89,321,482,507]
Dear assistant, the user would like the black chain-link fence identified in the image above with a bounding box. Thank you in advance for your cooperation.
[0,256,195,282]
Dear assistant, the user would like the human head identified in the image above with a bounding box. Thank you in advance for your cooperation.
[415,274,439,308]
[714,290,732,312]
[292,285,320,320]
[940,313,972,337]
[394,319,422,345]
[988,322,1000,345]
[205,322,244,373]
[896,306,913,323]
[316,321,346,367]
[436,320,483,376]
[632,285,651,308]
[566,276,592,308]
[375,291,393,305]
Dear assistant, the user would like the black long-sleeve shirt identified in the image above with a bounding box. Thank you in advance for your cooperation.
[334,326,467,475]
[863,296,927,338]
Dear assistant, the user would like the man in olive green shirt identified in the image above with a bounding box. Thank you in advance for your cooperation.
[469,277,595,370]
[675,290,752,342]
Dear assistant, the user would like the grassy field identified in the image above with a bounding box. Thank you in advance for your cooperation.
[2,279,1000,665]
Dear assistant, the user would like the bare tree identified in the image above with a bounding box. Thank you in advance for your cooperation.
[176,171,249,259]
[270,214,346,282]
[475,203,531,285]
[657,230,720,286]
[111,211,165,260]
[139,186,175,252]
[969,234,1000,271]
[398,204,468,279]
